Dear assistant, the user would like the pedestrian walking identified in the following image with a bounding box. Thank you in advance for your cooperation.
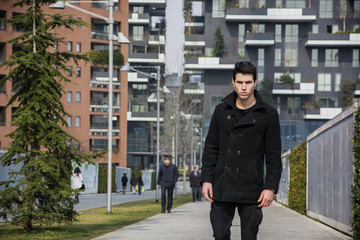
[137,176,144,195]
[190,166,201,202]
[201,61,282,240]
[130,173,137,195]
[121,173,128,194]
[157,155,179,213]
[71,167,83,203]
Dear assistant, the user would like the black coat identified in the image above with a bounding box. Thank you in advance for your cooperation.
[157,163,179,188]
[190,171,201,187]
[121,176,128,186]
[200,90,282,204]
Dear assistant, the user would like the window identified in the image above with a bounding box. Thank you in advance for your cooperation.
[67,91,72,102]
[252,24,265,33]
[277,97,281,114]
[239,0,249,8]
[325,49,338,67]
[319,98,338,108]
[212,0,225,18]
[76,67,81,77]
[355,0,360,18]
[353,49,359,67]
[133,26,144,41]
[275,72,301,83]
[54,41,58,50]
[326,24,338,33]
[335,73,341,91]
[312,24,318,34]
[275,48,281,67]
[76,17,82,28]
[76,92,81,102]
[0,107,5,126]
[286,0,305,8]
[67,41,73,52]
[258,48,264,67]
[0,43,5,62]
[285,24,298,43]
[0,75,5,93]
[90,139,116,151]
[75,116,80,127]
[258,0,265,7]
[211,96,223,113]
[0,11,6,30]
[68,16,73,27]
[287,97,300,115]
[12,13,23,32]
[284,48,298,67]
[238,24,245,56]
[67,116,72,126]
[276,0,283,7]
[311,49,318,67]
[318,73,331,91]
[76,42,81,53]
[319,0,333,18]
[275,24,282,42]
[67,66,72,77]
[132,104,146,112]
[133,6,144,13]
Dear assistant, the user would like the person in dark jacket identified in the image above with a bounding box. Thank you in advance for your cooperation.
[190,166,201,202]
[157,155,179,213]
[130,173,137,195]
[121,173,128,194]
[201,61,282,240]
[137,176,144,195]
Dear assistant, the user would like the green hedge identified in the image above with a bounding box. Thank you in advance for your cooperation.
[98,164,117,193]
[288,141,307,215]
[352,105,360,239]
[151,171,156,190]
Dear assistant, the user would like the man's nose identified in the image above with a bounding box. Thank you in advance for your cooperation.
[242,83,247,89]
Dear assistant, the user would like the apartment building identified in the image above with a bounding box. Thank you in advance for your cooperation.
[184,0,360,151]
[126,0,166,169]
[0,0,129,166]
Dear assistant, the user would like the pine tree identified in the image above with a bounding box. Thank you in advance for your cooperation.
[341,79,355,107]
[0,0,101,232]
[212,25,225,58]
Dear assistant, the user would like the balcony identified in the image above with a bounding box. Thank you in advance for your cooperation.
[128,53,165,64]
[304,108,342,120]
[129,0,165,6]
[91,31,108,41]
[183,82,205,95]
[90,105,120,113]
[185,34,205,47]
[244,33,275,46]
[128,72,149,83]
[129,13,150,24]
[89,128,120,137]
[355,84,360,96]
[148,35,165,45]
[90,78,120,89]
[184,57,238,70]
[305,33,360,47]
[225,8,316,22]
[272,82,315,95]
[127,111,164,122]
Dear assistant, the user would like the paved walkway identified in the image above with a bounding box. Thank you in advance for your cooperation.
[93,201,351,240]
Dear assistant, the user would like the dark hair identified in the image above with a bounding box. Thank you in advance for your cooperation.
[232,61,257,81]
[163,155,172,161]
[74,167,81,176]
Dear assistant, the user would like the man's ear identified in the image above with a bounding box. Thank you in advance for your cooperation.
[232,78,235,87]
[254,79,258,88]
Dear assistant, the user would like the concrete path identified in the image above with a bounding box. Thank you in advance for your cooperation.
[93,201,351,240]
[75,190,157,211]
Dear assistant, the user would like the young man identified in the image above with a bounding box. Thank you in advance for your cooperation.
[157,155,179,213]
[201,61,282,240]
[190,166,201,202]
[121,173,128,194]
[130,173,137,195]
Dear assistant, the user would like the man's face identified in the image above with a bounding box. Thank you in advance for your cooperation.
[164,158,171,166]
[232,73,257,101]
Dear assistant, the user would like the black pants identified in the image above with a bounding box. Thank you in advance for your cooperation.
[192,186,201,202]
[161,186,174,211]
[210,201,263,240]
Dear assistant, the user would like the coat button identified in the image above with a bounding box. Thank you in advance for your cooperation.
[237,150,241,155]
[240,133,244,138]
[230,133,234,137]
[236,168,239,173]
[227,149,231,153]
[227,115,231,120]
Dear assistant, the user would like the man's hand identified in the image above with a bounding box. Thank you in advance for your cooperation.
[202,182,214,202]
[257,189,274,207]
[157,184,161,188]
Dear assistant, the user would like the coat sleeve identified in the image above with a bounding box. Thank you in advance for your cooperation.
[200,106,220,185]
[174,166,179,183]
[157,166,162,185]
[264,109,282,193]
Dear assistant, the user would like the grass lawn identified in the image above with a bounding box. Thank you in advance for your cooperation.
[0,194,192,240]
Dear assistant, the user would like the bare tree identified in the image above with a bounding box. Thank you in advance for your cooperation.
[143,29,150,54]
[336,0,353,32]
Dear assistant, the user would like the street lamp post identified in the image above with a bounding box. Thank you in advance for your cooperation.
[50,0,129,214]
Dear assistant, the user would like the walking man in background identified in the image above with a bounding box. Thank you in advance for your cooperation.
[157,155,179,213]
[190,166,201,202]
[121,173,128,195]
[130,173,137,195]
[201,61,282,240]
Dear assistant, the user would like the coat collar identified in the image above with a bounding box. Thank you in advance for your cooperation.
[222,89,266,111]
